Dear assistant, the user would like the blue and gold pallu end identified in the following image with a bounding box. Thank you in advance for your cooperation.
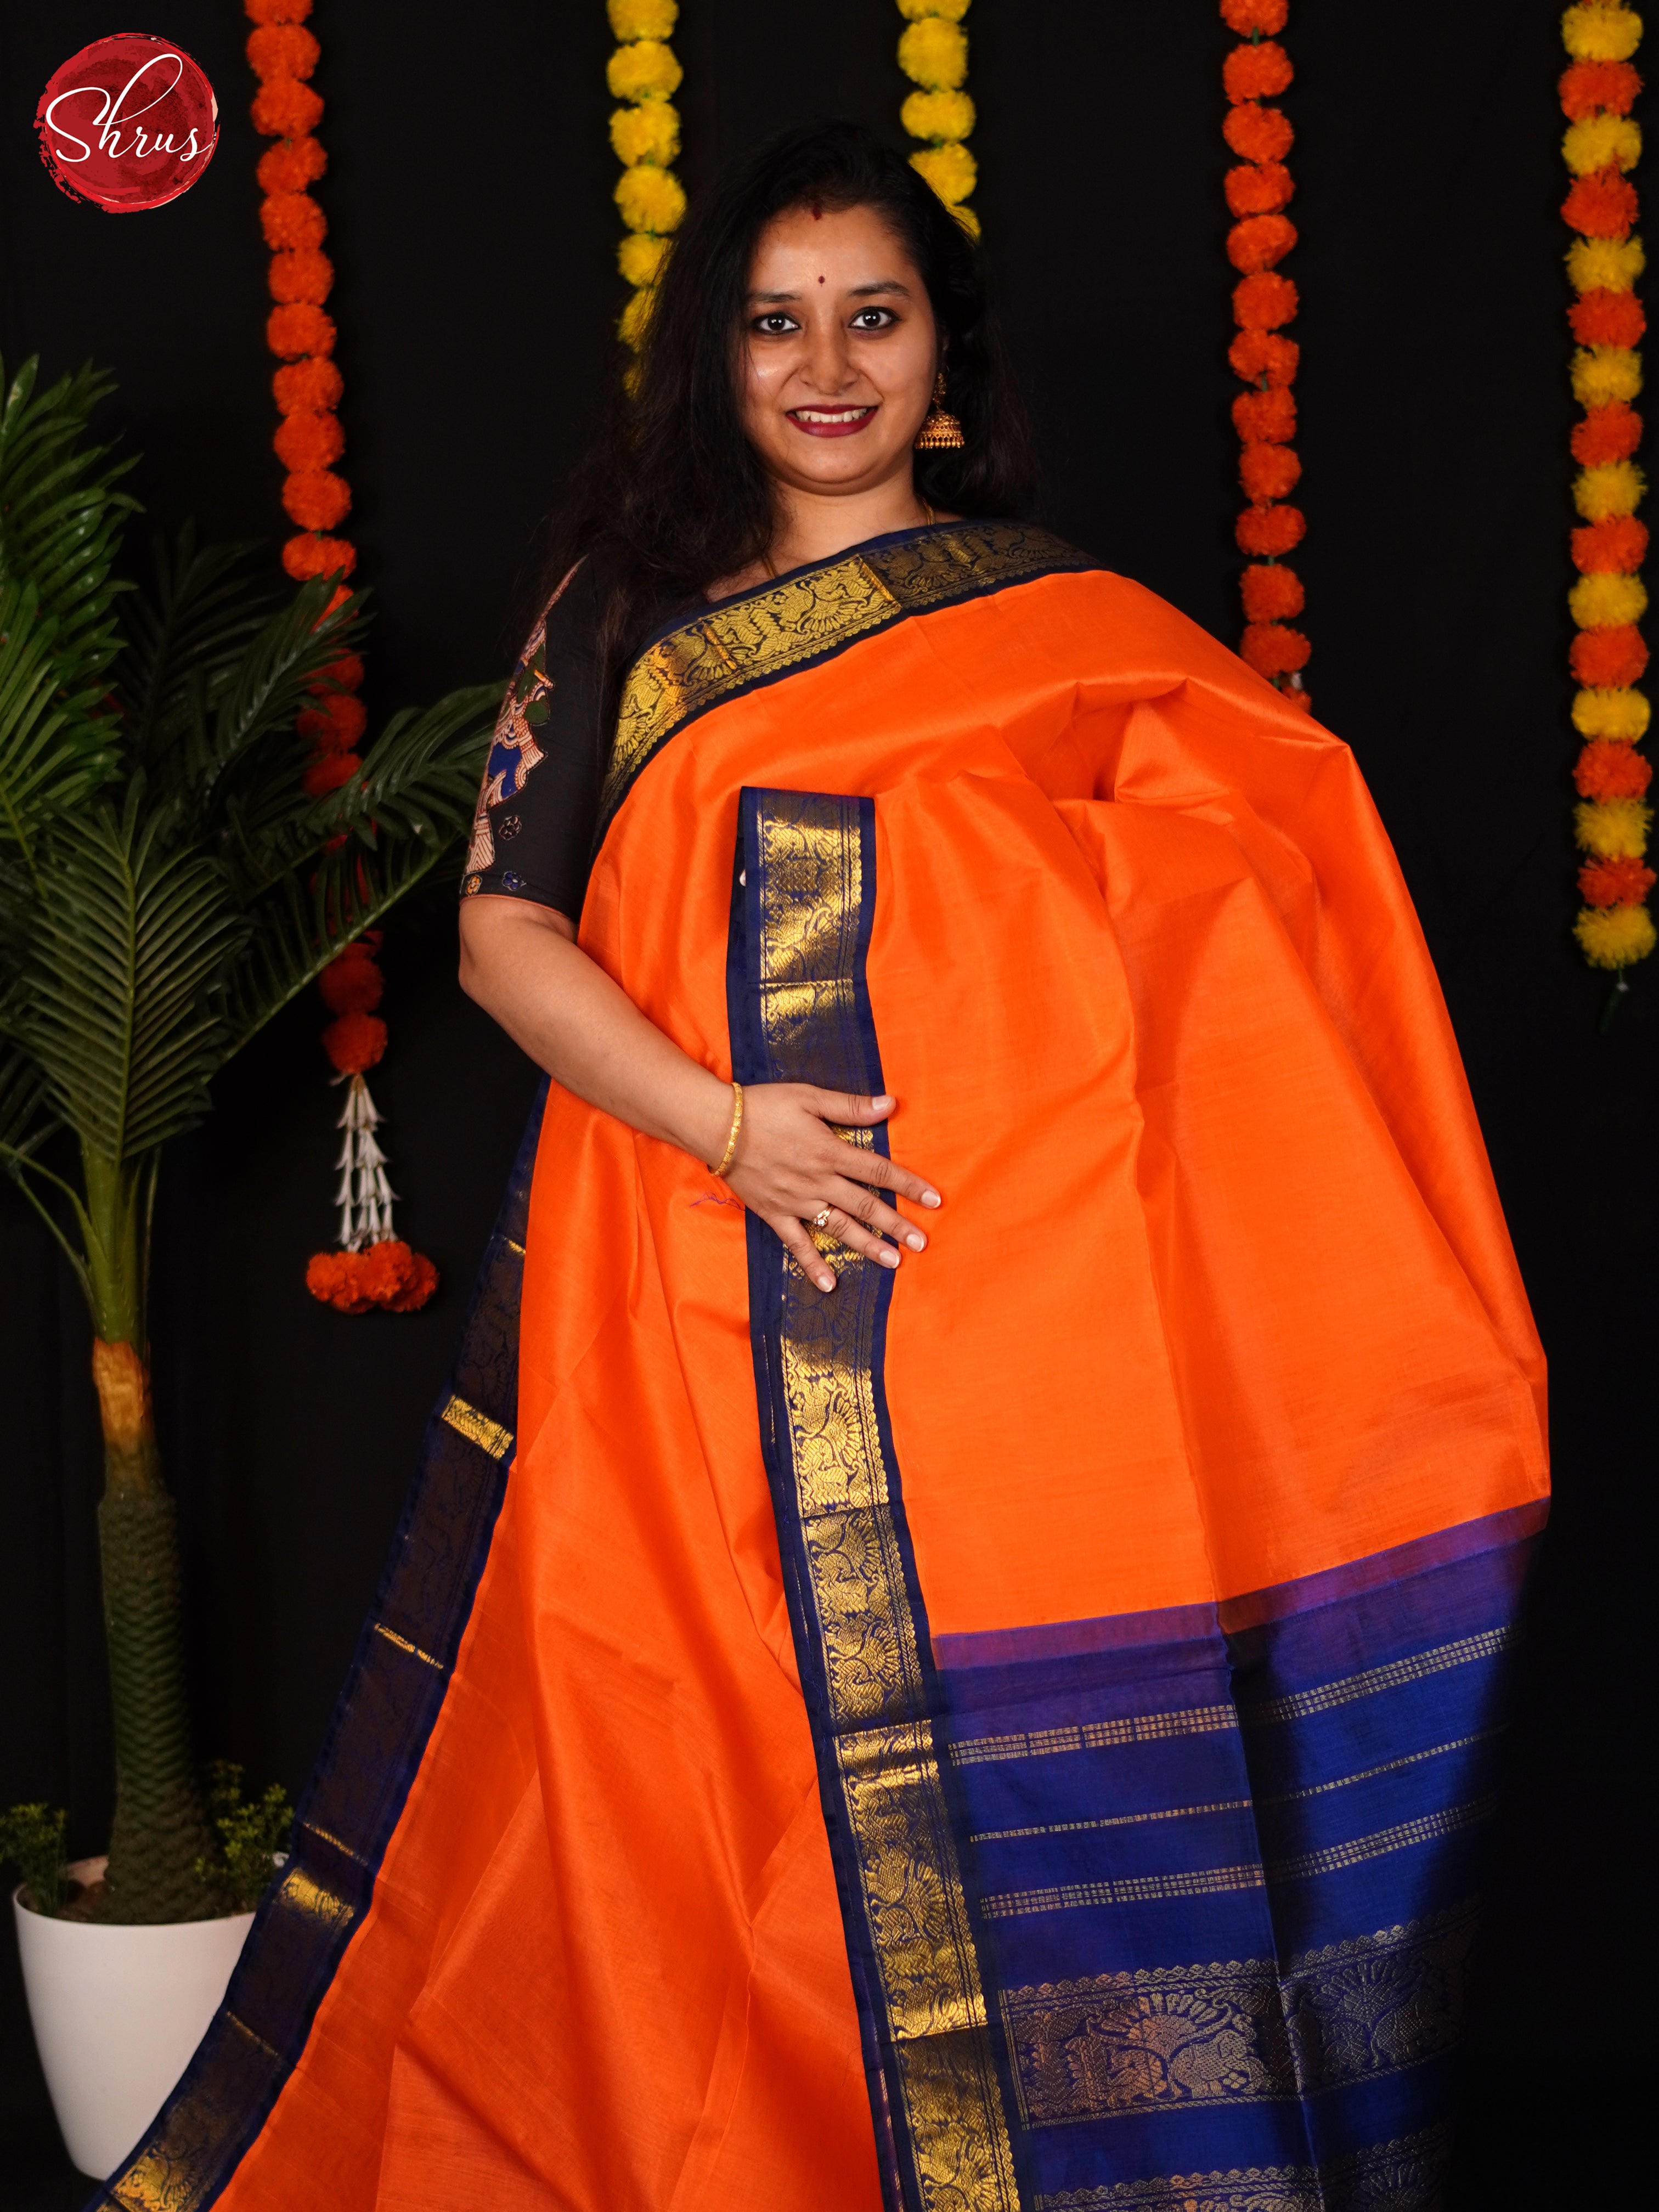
[91,1088,548,2212]
[729,785,1542,2212]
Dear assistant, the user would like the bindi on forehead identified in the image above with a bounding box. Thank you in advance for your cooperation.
[817,274,825,284]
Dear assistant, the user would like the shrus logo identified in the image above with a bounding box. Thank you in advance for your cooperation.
[36,33,218,212]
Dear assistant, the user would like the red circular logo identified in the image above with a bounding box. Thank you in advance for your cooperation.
[36,35,218,212]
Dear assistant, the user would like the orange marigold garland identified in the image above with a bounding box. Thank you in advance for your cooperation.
[246,0,437,1312]
[1222,0,1311,709]
[1561,2,1656,1011]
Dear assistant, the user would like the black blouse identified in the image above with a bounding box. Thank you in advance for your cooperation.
[460,560,623,924]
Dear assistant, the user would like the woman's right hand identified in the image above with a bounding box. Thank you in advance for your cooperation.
[720,1085,940,1294]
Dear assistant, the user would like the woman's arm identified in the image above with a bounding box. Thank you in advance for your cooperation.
[458,894,938,1292]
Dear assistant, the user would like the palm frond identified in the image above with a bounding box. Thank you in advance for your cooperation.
[219,684,495,1048]
[0,354,139,696]
[117,527,273,771]
[318,682,503,853]
[0,1039,53,1155]
[7,785,241,1162]
[169,575,368,844]
[0,578,121,871]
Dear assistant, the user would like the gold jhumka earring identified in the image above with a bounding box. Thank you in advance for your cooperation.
[914,370,965,450]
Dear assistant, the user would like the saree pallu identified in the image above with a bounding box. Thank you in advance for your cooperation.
[105,523,1548,2212]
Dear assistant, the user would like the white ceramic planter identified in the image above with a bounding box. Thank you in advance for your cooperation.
[13,1857,254,2178]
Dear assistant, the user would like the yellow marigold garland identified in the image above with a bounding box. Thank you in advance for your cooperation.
[896,0,979,238]
[1561,2,1656,1005]
[608,0,685,353]
[1221,0,1311,708]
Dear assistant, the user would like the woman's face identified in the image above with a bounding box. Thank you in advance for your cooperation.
[740,201,939,501]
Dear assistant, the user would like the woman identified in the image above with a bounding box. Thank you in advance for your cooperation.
[119,125,1545,2212]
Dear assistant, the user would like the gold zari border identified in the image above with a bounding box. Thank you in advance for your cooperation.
[751,791,1019,2212]
[602,522,1084,828]
[1032,2122,1452,2211]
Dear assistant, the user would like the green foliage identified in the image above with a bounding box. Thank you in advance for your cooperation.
[0,349,502,1919]
[0,1802,68,1915]
[0,354,137,871]
[195,1764,292,1915]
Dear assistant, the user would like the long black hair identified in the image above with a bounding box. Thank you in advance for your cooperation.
[541,119,1042,721]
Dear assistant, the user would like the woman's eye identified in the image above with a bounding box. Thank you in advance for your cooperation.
[754,313,799,336]
[851,308,896,331]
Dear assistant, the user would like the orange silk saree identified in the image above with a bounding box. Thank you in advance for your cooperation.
[106,523,1547,2212]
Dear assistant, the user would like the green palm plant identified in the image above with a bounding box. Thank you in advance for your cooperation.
[0,353,499,1921]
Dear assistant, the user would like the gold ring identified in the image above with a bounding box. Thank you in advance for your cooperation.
[811,1207,833,1229]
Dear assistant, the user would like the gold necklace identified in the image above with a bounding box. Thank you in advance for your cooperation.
[761,500,936,581]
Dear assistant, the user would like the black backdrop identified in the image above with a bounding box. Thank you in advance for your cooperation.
[0,4,1647,2203]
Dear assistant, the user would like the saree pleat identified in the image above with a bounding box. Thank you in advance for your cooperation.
[106,524,1545,2212]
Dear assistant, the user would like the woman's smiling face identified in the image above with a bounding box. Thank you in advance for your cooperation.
[739,200,940,501]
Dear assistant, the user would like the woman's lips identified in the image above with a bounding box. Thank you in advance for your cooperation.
[786,404,877,438]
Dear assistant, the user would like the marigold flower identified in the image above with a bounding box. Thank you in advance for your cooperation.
[282,531,354,580]
[1233,386,1296,442]
[298,691,367,751]
[1570,623,1649,687]
[257,135,325,194]
[274,357,343,414]
[614,162,686,234]
[608,0,677,36]
[246,22,319,80]
[1559,58,1641,121]
[303,751,362,800]
[911,142,977,205]
[1240,621,1310,676]
[1575,458,1647,518]
[1235,502,1306,556]
[1578,851,1656,902]
[610,99,680,166]
[1576,740,1654,802]
[274,410,343,472]
[311,649,365,693]
[1574,900,1657,965]
[1562,4,1643,66]
[1573,683,1650,740]
[605,39,681,101]
[1562,168,1640,240]
[266,303,335,359]
[244,0,313,23]
[618,232,670,287]
[1239,441,1301,501]
[1563,113,1642,175]
[283,467,351,530]
[1223,103,1293,162]
[1239,563,1305,623]
[1228,329,1299,386]
[269,247,334,306]
[902,88,975,142]
[1575,793,1653,858]
[1570,569,1648,629]
[1228,214,1297,274]
[1223,41,1293,104]
[897,0,969,17]
[898,18,969,91]
[1572,515,1649,572]
[318,945,384,1014]
[251,77,323,137]
[1220,0,1286,31]
[1225,161,1293,217]
[1567,234,1645,294]
[260,191,326,252]
[1571,344,1643,409]
[1233,272,1298,330]
[1570,289,1646,347]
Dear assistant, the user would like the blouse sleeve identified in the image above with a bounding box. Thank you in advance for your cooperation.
[460,558,606,923]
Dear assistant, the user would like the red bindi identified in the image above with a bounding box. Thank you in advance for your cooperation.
[817,274,825,284]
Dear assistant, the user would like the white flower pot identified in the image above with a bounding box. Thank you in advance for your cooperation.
[13,1857,254,2178]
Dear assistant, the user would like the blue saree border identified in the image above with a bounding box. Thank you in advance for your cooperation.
[729,787,1025,2212]
[93,1084,548,2212]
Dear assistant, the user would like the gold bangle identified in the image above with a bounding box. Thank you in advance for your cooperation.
[710,1081,744,1178]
